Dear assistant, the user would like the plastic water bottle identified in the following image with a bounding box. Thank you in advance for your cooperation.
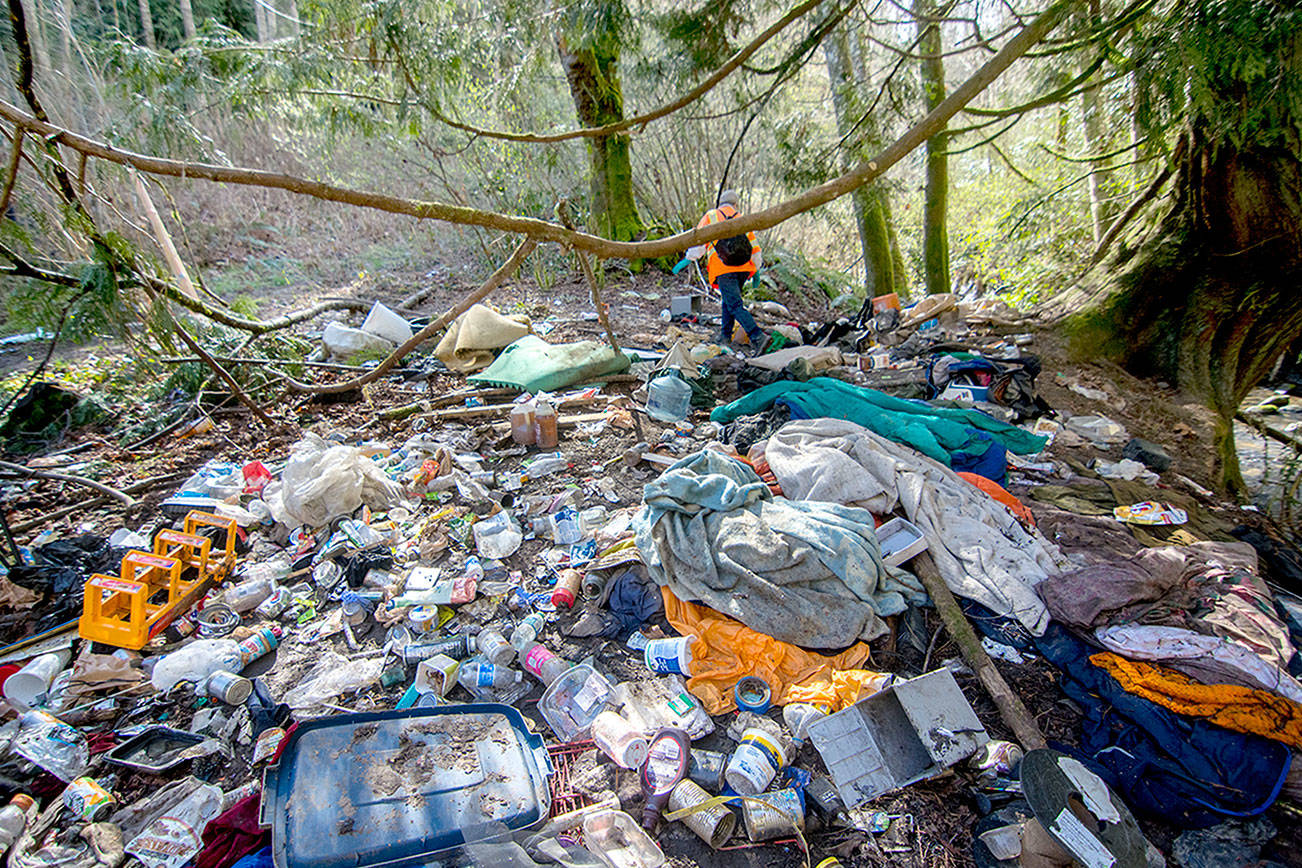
[0,794,34,855]
[475,628,515,666]
[458,661,523,691]
[464,556,484,581]
[509,613,547,653]
[521,642,569,687]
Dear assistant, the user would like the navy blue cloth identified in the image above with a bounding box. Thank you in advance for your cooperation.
[1035,623,1291,827]
[717,272,763,345]
[230,847,273,868]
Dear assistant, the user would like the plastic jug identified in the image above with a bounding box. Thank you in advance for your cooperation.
[510,402,536,445]
[534,400,559,448]
[647,375,692,423]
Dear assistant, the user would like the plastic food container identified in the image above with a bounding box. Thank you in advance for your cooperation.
[874,517,928,567]
[643,636,694,675]
[724,728,788,796]
[581,810,666,868]
[538,664,615,742]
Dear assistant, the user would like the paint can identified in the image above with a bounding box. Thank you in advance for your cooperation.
[725,728,787,796]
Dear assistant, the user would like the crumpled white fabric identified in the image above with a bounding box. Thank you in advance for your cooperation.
[1095,623,1302,704]
[763,418,1067,635]
[266,434,404,527]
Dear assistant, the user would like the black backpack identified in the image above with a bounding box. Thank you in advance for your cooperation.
[714,212,753,266]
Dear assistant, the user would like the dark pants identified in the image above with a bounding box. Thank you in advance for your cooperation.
[717,272,763,345]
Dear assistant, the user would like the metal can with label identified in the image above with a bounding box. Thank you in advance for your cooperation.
[63,776,116,821]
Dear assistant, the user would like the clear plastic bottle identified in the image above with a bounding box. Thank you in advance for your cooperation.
[458,661,523,691]
[592,711,649,769]
[223,575,273,614]
[525,453,568,478]
[534,400,559,449]
[510,402,536,445]
[509,613,547,653]
[521,642,569,687]
[0,794,34,855]
[150,627,280,691]
[781,702,829,748]
[464,556,484,581]
[475,628,515,666]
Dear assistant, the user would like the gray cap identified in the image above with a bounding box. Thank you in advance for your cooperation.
[718,189,739,207]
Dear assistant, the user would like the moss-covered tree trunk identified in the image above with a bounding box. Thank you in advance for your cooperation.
[915,0,949,295]
[823,21,899,297]
[1070,129,1302,497]
[557,37,644,243]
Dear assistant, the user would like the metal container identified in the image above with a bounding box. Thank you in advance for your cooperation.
[667,779,735,849]
[205,670,254,705]
[741,788,804,842]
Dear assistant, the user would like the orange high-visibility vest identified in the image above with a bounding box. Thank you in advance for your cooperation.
[697,204,759,285]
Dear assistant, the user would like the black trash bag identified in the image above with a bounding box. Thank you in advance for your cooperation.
[8,535,128,634]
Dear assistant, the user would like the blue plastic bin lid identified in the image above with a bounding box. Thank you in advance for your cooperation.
[263,704,552,868]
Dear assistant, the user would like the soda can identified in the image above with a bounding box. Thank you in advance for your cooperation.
[63,777,115,821]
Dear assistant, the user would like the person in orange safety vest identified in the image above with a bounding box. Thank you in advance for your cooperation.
[685,189,770,351]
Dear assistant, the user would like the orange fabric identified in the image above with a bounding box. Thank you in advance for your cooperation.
[1090,652,1302,749]
[663,587,872,714]
[783,669,893,712]
[696,205,758,285]
[956,471,1036,528]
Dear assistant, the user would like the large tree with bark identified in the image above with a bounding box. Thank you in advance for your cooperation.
[1065,0,1302,496]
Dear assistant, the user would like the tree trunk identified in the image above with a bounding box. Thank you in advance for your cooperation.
[283,0,299,38]
[253,0,268,42]
[20,0,51,70]
[179,0,196,40]
[1080,0,1113,243]
[823,20,899,297]
[557,36,643,243]
[915,0,949,294]
[136,0,154,48]
[1068,130,1302,497]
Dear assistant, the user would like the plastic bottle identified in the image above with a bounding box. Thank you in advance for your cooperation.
[150,640,243,691]
[548,509,582,545]
[521,642,569,687]
[592,711,649,769]
[475,628,515,666]
[223,575,273,614]
[509,613,547,653]
[534,400,559,449]
[551,569,582,608]
[510,402,537,445]
[647,375,692,423]
[457,661,523,691]
[464,556,484,581]
[640,728,690,830]
[525,453,568,479]
[0,794,34,855]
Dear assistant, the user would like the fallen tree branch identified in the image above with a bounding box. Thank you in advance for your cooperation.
[1086,166,1171,269]
[0,0,1073,262]
[167,320,277,427]
[1236,411,1302,453]
[0,459,137,506]
[156,280,368,333]
[557,200,620,355]
[909,550,1047,750]
[10,471,186,533]
[133,171,197,299]
[281,237,537,394]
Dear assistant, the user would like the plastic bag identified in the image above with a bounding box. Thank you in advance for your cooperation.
[267,434,404,527]
[283,652,383,710]
[10,711,88,781]
[126,782,223,868]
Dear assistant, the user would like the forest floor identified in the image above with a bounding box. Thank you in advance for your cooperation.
[1,247,1300,868]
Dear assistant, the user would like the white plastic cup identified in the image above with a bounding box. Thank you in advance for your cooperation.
[4,650,72,710]
[644,635,695,675]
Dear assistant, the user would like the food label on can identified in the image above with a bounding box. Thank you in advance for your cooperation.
[63,776,114,820]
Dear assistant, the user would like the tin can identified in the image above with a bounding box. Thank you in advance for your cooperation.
[63,777,115,821]
[668,779,735,849]
[742,788,804,842]
[204,670,253,705]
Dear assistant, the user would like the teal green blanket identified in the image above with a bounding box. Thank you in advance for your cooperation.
[711,377,1046,467]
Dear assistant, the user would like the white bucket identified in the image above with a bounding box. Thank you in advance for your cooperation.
[5,650,72,710]
[725,728,787,796]
[361,302,414,344]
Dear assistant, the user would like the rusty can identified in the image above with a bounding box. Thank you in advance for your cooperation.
[742,788,804,842]
[667,779,735,849]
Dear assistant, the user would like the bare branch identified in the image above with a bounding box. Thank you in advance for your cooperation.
[0,126,25,214]
[0,0,1075,262]
[0,460,137,506]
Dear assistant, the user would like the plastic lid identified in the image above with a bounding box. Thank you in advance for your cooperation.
[9,794,34,810]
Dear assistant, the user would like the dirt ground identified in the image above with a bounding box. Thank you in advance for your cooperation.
[2,260,1299,867]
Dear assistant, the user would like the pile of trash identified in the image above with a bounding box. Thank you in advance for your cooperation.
[0,290,1298,868]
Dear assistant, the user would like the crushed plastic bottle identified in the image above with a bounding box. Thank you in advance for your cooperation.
[509,613,547,653]
[457,661,522,691]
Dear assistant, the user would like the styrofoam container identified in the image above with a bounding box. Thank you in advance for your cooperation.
[361,302,414,345]
[874,517,928,567]
[4,650,71,710]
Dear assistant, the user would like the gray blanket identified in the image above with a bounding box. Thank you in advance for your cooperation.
[633,450,925,648]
